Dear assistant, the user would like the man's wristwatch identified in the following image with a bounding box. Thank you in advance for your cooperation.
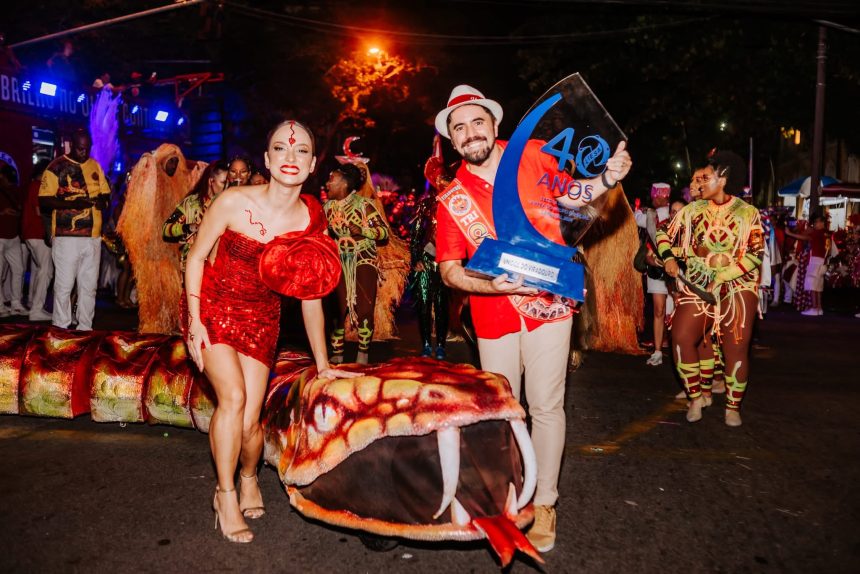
[600,171,616,189]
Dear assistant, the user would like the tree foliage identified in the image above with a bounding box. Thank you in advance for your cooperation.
[6,1,858,196]
[513,12,859,197]
[326,50,420,129]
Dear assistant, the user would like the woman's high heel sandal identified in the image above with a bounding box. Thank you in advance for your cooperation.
[239,473,266,519]
[213,487,254,543]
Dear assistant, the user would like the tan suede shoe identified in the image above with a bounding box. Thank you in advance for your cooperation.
[526,505,556,553]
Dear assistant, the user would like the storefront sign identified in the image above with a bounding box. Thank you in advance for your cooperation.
[1,72,155,129]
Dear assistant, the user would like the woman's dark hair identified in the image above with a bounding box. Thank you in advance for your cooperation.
[228,154,253,172]
[332,162,366,193]
[266,120,315,155]
[190,159,229,198]
[708,150,746,196]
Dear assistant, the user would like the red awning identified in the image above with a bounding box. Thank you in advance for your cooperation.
[821,183,860,197]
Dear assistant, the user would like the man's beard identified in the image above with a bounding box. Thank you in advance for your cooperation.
[461,137,494,165]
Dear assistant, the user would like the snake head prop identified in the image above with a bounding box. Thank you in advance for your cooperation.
[0,329,541,567]
[262,355,542,567]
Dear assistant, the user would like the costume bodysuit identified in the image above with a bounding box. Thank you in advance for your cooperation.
[656,195,763,410]
[324,192,388,358]
[656,196,764,327]
[198,195,326,366]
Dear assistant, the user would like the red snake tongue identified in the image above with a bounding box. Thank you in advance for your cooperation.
[473,516,544,567]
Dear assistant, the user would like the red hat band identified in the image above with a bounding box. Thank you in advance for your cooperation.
[447,94,482,107]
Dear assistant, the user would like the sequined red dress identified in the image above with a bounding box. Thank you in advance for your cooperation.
[197,194,326,366]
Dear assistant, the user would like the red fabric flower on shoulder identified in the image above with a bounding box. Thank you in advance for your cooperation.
[259,195,342,300]
[260,234,340,299]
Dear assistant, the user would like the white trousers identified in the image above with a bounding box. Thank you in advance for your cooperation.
[477,316,573,507]
[0,237,25,306]
[52,237,101,330]
[26,239,53,314]
[21,242,30,305]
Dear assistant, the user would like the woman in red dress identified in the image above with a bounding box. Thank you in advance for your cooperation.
[185,120,355,543]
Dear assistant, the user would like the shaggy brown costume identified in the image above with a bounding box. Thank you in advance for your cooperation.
[575,185,645,354]
[118,144,205,334]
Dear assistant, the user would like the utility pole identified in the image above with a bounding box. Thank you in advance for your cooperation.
[748,136,753,203]
[809,25,827,217]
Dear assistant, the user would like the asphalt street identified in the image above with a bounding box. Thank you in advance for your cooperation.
[1,303,858,573]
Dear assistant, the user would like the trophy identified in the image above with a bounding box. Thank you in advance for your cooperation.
[464,73,626,301]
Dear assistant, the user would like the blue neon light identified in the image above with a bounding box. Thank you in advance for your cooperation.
[39,82,57,96]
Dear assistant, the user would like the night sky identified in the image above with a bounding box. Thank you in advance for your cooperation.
[5,0,860,198]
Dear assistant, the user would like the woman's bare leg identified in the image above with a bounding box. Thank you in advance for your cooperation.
[653,293,667,351]
[236,353,269,516]
[203,343,251,540]
[812,290,822,312]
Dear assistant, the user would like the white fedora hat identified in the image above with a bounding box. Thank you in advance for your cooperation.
[434,84,503,139]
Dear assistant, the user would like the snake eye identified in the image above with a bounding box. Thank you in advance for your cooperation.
[313,401,342,432]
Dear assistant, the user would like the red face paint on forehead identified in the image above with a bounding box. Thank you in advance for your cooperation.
[288,121,296,146]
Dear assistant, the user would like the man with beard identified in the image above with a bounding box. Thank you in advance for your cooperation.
[431,85,632,552]
[39,129,110,330]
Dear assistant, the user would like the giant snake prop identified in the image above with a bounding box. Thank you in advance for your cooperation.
[0,323,542,567]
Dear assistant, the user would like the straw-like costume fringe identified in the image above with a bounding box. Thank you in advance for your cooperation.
[577,185,645,354]
[343,164,408,342]
[368,236,409,340]
[118,144,205,334]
